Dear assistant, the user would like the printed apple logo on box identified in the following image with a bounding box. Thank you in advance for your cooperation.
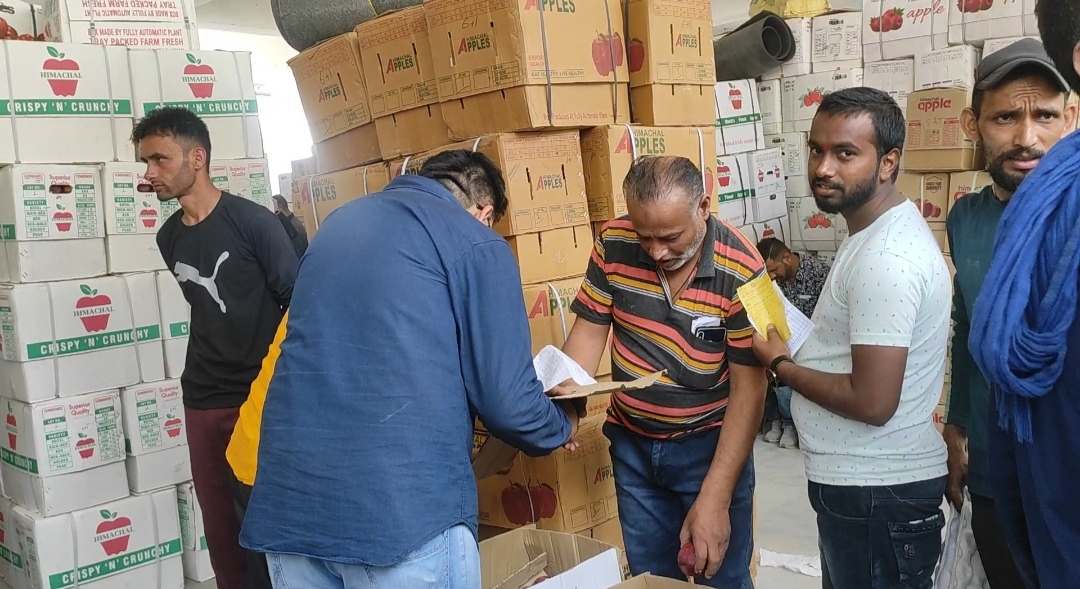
[42,47,80,97]
[95,510,134,556]
[501,481,558,526]
[5,407,15,451]
[74,284,113,333]
[183,54,215,99]
[592,33,624,76]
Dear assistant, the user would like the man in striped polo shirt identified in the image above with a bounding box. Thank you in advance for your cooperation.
[562,156,768,587]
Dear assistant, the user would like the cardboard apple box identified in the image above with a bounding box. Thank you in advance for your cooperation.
[124,272,167,384]
[479,528,621,589]
[747,147,787,224]
[714,80,767,156]
[126,444,191,493]
[47,21,199,49]
[982,37,1038,60]
[898,172,949,228]
[914,45,980,90]
[176,482,213,583]
[0,42,135,164]
[781,69,863,133]
[121,380,185,456]
[155,271,189,380]
[811,11,863,65]
[761,18,812,80]
[101,163,173,274]
[758,80,783,135]
[903,87,978,171]
[581,126,717,221]
[863,0,949,63]
[0,164,108,283]
[766,132,812,198]
[715,153,753,227]
[741,216,792,246]
[864,59,914,113]
[0,277,141,402]
[787,196,849,253]
[948,170,992,205]
[0,497,28,589]
[948,0,1030,45]
[0,0,39,41]
[209,159,273,211]
[15,487,183,589]
[1,391,131,515]
[625,0,714,88]
[129,50,263,160]
[306,163,392,229]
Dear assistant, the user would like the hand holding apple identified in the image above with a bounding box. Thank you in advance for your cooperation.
[679,490,732,580]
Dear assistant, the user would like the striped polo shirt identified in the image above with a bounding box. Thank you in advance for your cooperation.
[571,215,765,438]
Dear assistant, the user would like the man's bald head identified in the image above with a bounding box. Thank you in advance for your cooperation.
[623,155,706,208]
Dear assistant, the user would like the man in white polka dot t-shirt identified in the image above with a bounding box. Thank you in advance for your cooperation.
[752,87,950,589]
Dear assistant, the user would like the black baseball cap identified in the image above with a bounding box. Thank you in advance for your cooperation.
[976,38,1070,92]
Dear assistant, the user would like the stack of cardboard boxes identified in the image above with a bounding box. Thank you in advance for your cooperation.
[0,29,275,584]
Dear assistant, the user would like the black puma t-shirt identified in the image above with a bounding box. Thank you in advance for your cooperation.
[157,192,298,409]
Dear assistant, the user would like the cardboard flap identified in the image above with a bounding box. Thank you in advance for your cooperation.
[496,553,549,589]
[560,371,664,400]
[481,528,622,589]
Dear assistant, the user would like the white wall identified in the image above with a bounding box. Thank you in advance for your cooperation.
[714,0,752,29]
[198,29,311,195]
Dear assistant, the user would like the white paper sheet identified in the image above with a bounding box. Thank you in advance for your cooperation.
[759,550,822,578]
[533,345,597,391]
[777,287,815,355]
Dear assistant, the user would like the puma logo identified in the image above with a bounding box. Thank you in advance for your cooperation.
[174,251,230,314]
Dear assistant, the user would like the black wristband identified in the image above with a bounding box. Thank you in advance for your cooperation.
[769,355,794,374]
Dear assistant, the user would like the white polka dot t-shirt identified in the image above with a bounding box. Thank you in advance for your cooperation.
[792,200,950,486]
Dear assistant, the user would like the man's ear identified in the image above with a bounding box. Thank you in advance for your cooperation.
[961,107,981,143]
[190,146,208,171]
[696,192,711,219]
[880,148,901,183]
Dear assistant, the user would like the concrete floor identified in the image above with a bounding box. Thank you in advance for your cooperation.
[185,439,822,589]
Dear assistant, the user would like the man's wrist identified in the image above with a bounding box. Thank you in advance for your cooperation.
[697,480,732,508]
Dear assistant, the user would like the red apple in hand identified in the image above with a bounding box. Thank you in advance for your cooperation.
[678,542,697,578]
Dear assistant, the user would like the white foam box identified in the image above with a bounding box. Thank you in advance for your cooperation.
[210,159,273,211]
[101,163,175,274]
[811,11,863,65]
[864,59,915,112]
[863,0,949,62]
[14,487,183,589]
[121,380,185,456]
[155,271,188,380]
[176,482,214,583]
[982,36,1038,60]
[0,497,27,589]
[46,20,199,49]
[747,148,787,223]
[0,41,134,164]
[787,196,850,253]
[781,69,864,133]
[41,0,199,49]
[0,277,141,402]
[757,79,782,135]
[761,18,812,80]
[129,50,264,160]
[948,0,1030,45]
[714,153,752,228]
[714,80,767,156]
[126,445,191,493]
[0,165,108,283]
[915,45,980,90]
[125,272,167,384]
[0,391,130,516]
[765,132,811,198]
[738,216,792,247]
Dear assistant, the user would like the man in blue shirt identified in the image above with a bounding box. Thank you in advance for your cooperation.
[240,151,579,589]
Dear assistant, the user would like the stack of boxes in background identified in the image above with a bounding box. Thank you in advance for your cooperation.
[0,12,269,580]
[42,0,199,49]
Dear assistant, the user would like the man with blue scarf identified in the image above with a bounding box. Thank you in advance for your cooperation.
[947,39,1075,589]
[970,2,1080,587]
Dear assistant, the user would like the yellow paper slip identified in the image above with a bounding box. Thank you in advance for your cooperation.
[736,274,792,342]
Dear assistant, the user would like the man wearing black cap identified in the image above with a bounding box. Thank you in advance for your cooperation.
[948,37,1075,589]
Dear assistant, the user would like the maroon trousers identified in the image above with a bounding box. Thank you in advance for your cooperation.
[187,406,249,589]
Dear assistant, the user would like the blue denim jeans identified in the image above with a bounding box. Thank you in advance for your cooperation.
[266,524,479,589]
[605,422,755,589]
[775,386,794,424]
[809,477,946,589]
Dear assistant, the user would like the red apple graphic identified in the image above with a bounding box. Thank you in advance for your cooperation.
[762,225,776,238]
[502,482,538,526]
[591,35,613,76]
[870,16,881,32]
[628,38,646,73]
[43,46,80,97]
[821,217,832,228]
[527,482,558,519]
[758,170,765,182]
[0,511,6,545]
[96,510,133,556]
[5,410,15,451]
[53,207,73,232]
[717,164,732,187]
[807,215,819,229]
[802,93,814,107]
[76,433,95,459]
[164,415,182,438]
[704,168,714,197]
[76,284,112,333]
[139,203,158,228]
[608,33,624,67]
[0,18,7,39]
[729,87,743,110]
[183,53,215,99]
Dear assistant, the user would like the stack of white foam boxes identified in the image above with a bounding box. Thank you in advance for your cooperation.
[0,35,270,586]
[711,78,789,248]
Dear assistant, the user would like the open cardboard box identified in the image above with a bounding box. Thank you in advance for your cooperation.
[481,528,622,589]
[471,370,662,480]
[610,574,697,588]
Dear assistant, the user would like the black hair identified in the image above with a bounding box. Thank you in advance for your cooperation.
[131,106,212,159]
[1036,0,1080,92]
[418,150,509,222]
[272,194,289,210]
[623,155,705,205]
[817,87,905,181]
[756,237,789,262]
[972,63,1068,118]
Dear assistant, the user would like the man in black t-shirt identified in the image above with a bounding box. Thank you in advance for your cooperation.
[272,194,309,259]
[133,107,297,589]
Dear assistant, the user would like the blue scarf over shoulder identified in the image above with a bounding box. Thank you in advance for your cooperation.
[969,131,1080,443]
